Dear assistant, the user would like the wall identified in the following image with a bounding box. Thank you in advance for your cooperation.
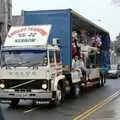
[0,0,12,47]
[12,16,22,26]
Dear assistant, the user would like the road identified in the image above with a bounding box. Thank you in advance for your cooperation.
[1,79,120,120]
[87,95,120,120]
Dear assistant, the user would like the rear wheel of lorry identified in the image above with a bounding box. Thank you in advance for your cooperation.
[51,83,65,106]
[72,83,80,97]
[97,73,106,87]
[97,77,102,88]
[101,73,106,87]
[65,80,71,96]
[10,99,19,106]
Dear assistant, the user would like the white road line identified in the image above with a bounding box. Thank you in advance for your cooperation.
[24,107,39,114]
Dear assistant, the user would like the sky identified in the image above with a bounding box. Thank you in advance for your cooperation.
[12,0,120,41]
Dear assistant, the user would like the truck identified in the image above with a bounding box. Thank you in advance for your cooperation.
[0,9,110,106]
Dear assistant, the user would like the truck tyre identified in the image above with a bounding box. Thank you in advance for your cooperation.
[97,73,106,88]
[97,77,102,88]
[65,80,71,96]
[10,99,19,106]
[101,74,106,87]
[72,83,80,97]
[51,83,64,106]
[115,74,119,79]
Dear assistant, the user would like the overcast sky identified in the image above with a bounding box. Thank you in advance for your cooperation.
[12,0,120,41]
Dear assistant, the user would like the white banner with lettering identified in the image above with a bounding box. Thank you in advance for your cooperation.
[4,25,52,47]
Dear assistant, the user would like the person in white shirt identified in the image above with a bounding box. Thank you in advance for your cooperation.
[72,55,82,78]
[72,56,80,71]
[79,57,87,80]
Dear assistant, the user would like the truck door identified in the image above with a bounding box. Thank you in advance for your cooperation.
[55,50,62,76]
[49,50,56,75]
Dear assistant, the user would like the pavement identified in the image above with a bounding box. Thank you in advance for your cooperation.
[87,95,120,120]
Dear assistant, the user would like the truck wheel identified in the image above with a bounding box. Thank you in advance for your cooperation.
[97,73,106,87]
[101,74,106,87]
[72,84,80,97]
[97,77,102,88]
[65,80,71,96]
[10,99,19,106]
[115,74,119,79]
[51,84,64,106]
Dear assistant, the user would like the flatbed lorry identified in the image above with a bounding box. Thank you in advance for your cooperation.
[0,9,110,106]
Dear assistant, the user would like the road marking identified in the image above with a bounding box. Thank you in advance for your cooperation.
[24,107,39,114]
[73,89,120,120]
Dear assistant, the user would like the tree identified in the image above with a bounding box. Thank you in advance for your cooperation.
[112,0,120,6]
[112,33,120,55]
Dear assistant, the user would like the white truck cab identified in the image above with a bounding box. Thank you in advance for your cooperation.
[0,25,65,106]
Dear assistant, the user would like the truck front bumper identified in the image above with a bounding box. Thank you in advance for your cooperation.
[0,89,54,100]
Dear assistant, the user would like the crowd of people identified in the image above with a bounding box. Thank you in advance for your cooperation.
[72,31,88,80]
[71,30,101,80]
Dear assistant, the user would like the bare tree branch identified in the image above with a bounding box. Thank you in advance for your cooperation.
[112,0,120,5]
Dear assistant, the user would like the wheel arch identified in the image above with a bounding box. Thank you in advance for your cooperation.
[53,75,65,91]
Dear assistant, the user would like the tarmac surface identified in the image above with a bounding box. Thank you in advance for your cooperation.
[0,78,120,120]
[87,95,120,120]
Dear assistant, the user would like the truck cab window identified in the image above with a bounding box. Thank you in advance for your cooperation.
[49,51,55,63]
[1,50,48,67]
[55,51,60,63]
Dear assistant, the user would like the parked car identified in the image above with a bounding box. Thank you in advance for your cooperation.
[107,65,120,79]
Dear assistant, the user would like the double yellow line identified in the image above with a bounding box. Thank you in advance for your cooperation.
[73,90,120,120]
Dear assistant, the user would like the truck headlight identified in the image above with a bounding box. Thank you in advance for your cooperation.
[0,83,5,89]
[42,83,47,89]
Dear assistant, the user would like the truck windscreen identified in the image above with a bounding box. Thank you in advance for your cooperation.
[1,50,48,67]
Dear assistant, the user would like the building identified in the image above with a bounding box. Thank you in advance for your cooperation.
[12,15,22,26]
[0,0,12,47]
[110,50,118,65]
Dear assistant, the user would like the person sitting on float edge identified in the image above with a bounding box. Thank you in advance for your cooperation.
[79,56,87,80]
[72,55,82,79]
[72,55,80,72]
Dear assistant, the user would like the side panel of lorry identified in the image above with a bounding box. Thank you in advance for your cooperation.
[23,9,72,68]
[23,9,111,71]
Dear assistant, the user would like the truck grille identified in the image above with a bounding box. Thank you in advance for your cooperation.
[3,79,48,89]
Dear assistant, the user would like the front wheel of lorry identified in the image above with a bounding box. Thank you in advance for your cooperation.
[10,99,19,106]
[51,83,65,106]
